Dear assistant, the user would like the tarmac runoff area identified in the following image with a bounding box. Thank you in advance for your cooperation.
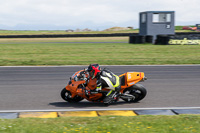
[1,108,200,119]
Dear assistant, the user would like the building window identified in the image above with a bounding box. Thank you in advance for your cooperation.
[153,13,171,23]
[153,13,159,22]
[141,13,146,23]
[166,14,171,22]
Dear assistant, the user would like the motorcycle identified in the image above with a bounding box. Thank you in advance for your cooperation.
[61,68,147,105]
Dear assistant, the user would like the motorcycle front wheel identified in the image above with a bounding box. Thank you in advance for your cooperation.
[61,88,84,102]
[122,84,147,102]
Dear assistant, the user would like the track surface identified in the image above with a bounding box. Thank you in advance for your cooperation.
[0,65,200,111]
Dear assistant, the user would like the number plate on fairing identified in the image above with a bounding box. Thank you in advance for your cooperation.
[126,72,144,86]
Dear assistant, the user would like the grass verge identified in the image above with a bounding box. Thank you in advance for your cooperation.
[0,37,200,66]
[0,115,200,133]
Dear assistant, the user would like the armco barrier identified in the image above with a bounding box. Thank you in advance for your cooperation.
[0,32,199,39]
[1,109,200,119]
[129,32,200,44]
[0,33,137,38]
[155,34,200,45]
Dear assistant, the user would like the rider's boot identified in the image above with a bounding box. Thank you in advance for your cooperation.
[103,90,119,104]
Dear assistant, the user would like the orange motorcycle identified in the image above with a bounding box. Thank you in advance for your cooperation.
[61,69,147,104]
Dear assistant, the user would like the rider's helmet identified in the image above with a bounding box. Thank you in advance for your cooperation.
[87,64,101,79]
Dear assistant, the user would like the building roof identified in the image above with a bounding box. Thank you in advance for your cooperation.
[140,11,175,14]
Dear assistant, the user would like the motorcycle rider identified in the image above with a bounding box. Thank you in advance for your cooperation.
[86,64,121,104]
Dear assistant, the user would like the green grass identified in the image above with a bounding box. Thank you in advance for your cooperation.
[0,38,199,66]
[0,115,200,133]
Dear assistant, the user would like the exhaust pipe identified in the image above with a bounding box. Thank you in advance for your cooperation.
[120,94,135,101]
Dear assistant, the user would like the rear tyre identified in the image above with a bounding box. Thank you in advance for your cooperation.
[122,84,147,102]
[61,88,84,102]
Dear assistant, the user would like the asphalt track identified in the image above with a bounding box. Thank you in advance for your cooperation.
[0,65,200,112]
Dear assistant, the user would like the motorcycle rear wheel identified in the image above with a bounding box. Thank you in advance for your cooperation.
[61,88,84,102]
[122,84,147,102]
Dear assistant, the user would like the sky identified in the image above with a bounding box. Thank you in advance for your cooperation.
[0,0,200,30]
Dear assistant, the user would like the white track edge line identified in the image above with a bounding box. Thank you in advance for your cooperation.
[1,107,200,113]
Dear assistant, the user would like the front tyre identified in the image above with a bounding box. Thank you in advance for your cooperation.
[122,84,147,102]
[61,88,83,102]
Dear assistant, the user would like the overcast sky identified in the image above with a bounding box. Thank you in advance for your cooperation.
[0,0,199,30]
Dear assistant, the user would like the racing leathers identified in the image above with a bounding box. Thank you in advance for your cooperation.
[92,68,121,104]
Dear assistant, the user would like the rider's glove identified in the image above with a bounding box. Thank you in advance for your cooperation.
[85,89,91,96]
[95,87,101,93]
[83,82,87,87]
